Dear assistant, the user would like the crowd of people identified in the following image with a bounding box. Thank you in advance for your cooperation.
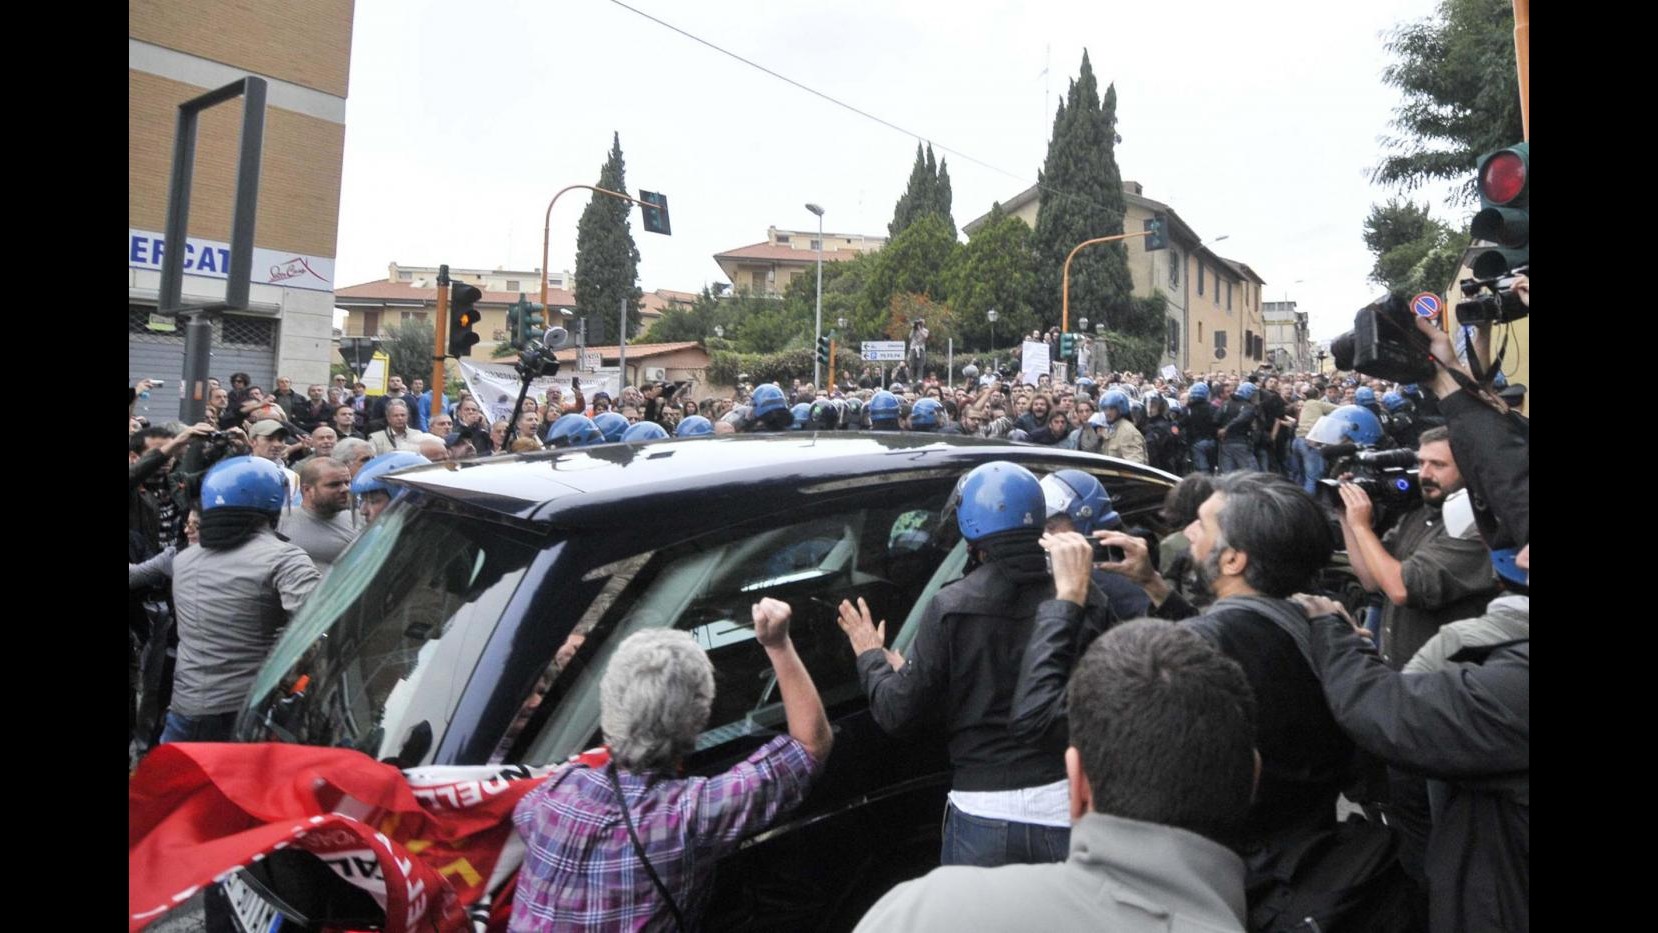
[129,303,1527,932]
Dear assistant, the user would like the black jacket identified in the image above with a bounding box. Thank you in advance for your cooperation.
[1154,592,1356,843]
[1218,399,1258,444]
[1308,618,1528,932]
[1184,400,1217,442]
[857,557,1111,793]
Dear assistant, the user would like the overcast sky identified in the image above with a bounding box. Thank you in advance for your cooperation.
[333,0,1467,342]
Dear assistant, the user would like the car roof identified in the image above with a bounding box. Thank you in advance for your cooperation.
[384,432,1178,531]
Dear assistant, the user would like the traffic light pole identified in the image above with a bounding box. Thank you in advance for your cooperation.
[432,265,451,421]
[541,184,651,332]
[1061,229,1156,375]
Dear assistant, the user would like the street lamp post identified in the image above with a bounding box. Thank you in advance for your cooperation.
[806,202,825,387]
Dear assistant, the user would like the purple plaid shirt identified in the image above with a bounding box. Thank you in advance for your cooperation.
[509,735,820,931]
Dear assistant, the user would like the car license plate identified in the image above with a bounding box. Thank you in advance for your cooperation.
[223,872,284,933]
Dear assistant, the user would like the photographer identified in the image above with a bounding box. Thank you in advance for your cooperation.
[1334,427,1499,670]
[1291,308,1528,933]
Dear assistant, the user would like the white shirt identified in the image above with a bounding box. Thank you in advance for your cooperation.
[948,778,1070,828]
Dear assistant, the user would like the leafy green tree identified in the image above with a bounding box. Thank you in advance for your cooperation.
[380,318,436,390]
[574,132,644,342]
[1030,51,1134,334]
[865,214,957,322]
[889,143,955,238]
[1373,0,1523,202]
[1362,199,1466,296]
[944,203,1040,351]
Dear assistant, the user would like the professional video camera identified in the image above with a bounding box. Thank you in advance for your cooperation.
[1317,447,1421,530]
[1328,293,1438,385]
[1455,265,1529,327]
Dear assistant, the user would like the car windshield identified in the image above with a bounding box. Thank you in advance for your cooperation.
[240,499,541,764]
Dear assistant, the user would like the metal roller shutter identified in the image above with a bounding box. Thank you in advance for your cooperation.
[128,305,279,425]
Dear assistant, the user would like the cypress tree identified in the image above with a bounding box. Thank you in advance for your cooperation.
[1030,51,1134,333]
[889,143,956,239]
[574,132,644,344]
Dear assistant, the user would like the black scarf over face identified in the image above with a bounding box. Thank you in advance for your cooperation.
[968,528,1049,584]
[199,507,281,550]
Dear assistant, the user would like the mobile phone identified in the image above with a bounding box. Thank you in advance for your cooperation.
[1092,540,1125,563]
[150,379,167,387]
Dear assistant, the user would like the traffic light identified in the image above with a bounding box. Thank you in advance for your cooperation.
[639,190,672,235]
[1469,142,1528,279]
[1143,212,1168,251]
[815,335,831,367]
[449,282,482,357]
[505,297,523,349]
[1059,332,1076,358]
[522,300,547,345]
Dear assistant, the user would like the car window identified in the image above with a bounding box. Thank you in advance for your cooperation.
[514,489,957,768]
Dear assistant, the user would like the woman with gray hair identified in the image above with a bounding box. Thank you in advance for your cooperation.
[511,598,832,931]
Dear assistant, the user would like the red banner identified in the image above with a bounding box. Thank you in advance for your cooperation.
[128,743,607,932]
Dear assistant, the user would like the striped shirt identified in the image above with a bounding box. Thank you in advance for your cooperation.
[509,735,819,931]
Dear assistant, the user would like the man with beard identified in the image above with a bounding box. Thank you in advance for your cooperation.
[1334,426,1500,670]
[1013,392,1052,435]
[278,458,358,574]
[1029,473,1365,908]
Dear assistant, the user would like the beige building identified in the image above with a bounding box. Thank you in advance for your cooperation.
[1262,301,1313,371]
[963,181,1267,375]
[129,0,356,422]
[387,262,574,295]
[714,226,886,296]
[552,341,715,392]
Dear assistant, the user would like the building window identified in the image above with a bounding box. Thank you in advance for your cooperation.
[1167,319,1180,354]
[810,239,822,250]
[776,234,791,244]
[362,310,381,335]
[1214,276,1221,305]
[398,271,413,281]
[1198,322,1203,343]
[1214,329,1226,350]
[1169,249,1180,287]
[1227,282,1233,311]
[506,280,520,292]
[1197,263,1204,296]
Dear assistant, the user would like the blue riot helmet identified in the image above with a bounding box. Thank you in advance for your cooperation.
[621,421,668,442]
[1401,383,1423,400]
[1234,382,1259,402]
[201,455,288,513]
[546,414,603,448]
[675,415,714,437]
[810,398,843,430]
[592,411,629,443]
[1188,382,1211,402]
[1039,469,1121,534]
[868,390,901,427]
[1306,404,1385,448]
[1100,390,1132,420]
[955,461,1046,542]
[1381,391,1408,413]
[909,397,944,430]
[750,384,787,418]
[351,451,428,496]
[1354,386,1377,408]
[790,403,812,430]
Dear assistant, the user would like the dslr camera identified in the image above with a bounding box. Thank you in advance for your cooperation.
[1317,447,1421,528]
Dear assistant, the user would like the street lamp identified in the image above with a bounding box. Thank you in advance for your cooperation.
[805,202,825,386]
[986,307,998,369]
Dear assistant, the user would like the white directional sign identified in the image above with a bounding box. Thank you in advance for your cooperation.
[862,340,907,361]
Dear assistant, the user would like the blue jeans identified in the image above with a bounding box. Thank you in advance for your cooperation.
[159,710,239,744]
[1219,442,1256,473]
[940,802,1070,867]
[1191,439,1216,474]
[1294,437,1325,494]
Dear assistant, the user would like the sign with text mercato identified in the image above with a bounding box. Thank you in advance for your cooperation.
[128,229,336,293]
[862,340,906,361]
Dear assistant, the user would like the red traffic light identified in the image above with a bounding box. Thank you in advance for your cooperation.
[1479,150,1527,205]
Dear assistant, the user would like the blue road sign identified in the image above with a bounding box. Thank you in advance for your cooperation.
[1411,292,1442,319]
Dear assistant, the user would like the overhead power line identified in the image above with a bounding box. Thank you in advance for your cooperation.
[602,0,1115,218]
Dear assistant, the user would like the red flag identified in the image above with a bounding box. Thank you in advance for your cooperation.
[128,743,605,932]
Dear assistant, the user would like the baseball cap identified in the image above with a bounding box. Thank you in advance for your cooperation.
[250,419,291,439]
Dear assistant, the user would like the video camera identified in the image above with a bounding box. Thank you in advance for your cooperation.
[1328,293,1437,385]
[1455,265,1529,327]
[1317,447,1421,529]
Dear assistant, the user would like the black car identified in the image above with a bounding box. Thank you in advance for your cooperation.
[229,433,1178,931]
